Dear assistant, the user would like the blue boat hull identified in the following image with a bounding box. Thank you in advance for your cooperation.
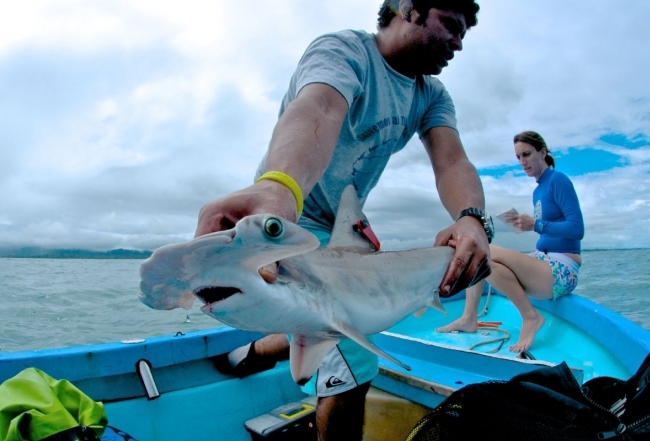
[1,292,648,440]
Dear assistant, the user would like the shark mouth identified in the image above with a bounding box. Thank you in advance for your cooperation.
[194,287,242,305]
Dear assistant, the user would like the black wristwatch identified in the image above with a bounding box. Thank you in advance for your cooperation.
[456,208,495,243]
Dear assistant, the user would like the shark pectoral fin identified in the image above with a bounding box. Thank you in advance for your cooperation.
[332,319,411,372]
[413,307,427,318]
[289,335,339,385]
[427,291,447,315]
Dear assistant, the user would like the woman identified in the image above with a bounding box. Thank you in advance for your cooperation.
[437,130,584,352]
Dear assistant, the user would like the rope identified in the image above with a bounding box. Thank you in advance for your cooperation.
[465,283,507,353]
[477,283,492,318]
[518,350,536,360]
[464,284,537,359]
[468,326,511,353]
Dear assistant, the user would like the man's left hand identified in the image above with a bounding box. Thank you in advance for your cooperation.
[434,216,491,297]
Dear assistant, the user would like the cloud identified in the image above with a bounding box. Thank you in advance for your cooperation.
[1,0,649,252]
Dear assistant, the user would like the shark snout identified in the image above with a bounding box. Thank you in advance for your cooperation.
[194,286,242,305]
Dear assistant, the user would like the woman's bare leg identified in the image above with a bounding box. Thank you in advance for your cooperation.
[488,261,544,351]
[436,280,484,333]
[489,246,554,351]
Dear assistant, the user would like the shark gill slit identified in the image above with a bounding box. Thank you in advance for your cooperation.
[194,287,242,304]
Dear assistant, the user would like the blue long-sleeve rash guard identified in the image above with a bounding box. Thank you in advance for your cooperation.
[533,168,584,254]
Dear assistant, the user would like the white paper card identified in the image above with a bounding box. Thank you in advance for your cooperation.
[496,208,523,233]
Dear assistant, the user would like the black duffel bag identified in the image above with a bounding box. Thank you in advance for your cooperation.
[406,353,650,441]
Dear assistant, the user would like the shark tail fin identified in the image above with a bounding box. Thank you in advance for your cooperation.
[332,319,411,372]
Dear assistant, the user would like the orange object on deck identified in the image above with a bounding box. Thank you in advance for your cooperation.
[477,321,503,328]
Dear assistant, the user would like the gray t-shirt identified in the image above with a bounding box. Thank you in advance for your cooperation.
[257,30,458,232]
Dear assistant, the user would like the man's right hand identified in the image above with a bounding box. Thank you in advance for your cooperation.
[194,180,299,237]
[194,179,300,282]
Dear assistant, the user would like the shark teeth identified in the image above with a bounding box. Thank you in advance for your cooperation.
[194,287,242,305]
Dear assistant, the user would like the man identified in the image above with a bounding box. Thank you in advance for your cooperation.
[195,1,489,439]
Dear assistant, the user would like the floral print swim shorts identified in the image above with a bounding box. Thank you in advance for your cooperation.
[529,251,580,299]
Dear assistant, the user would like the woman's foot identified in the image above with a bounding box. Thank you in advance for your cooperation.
[436,316,478,333]
[509,312,545,352]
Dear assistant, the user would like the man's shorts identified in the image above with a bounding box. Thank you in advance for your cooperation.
[297,227,379,397]
[529,250,580,299]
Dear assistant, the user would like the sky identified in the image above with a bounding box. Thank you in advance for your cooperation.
[1,0,649,253]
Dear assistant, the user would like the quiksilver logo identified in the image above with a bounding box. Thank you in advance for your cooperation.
[325,376,346,388]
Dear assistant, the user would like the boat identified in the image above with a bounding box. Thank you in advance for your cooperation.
[1,287,649,441]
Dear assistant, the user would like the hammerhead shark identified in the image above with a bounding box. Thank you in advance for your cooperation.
[139,186,453,384]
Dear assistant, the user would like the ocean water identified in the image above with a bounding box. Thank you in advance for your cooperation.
[1,249,649,353]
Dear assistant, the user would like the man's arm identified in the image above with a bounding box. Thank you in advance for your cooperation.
[195,83,349,237]
[264,83,349,203]
[422,126,491,296]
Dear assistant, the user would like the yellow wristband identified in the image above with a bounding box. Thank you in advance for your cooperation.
[255,171,304,219]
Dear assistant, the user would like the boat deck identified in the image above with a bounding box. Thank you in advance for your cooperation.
[390,294,631,379]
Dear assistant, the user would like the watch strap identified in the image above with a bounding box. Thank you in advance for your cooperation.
[456,208,494,243]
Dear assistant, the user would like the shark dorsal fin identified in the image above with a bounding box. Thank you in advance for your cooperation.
[326,186,377,252]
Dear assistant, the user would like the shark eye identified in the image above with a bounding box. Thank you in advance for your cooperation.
[264,217,283,238]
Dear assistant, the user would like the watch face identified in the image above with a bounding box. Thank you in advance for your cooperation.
[485,215,495,239]
[485,212,494,228]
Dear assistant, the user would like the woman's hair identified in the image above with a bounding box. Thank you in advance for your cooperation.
[514,130,555,168]
[377,0,480,29]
